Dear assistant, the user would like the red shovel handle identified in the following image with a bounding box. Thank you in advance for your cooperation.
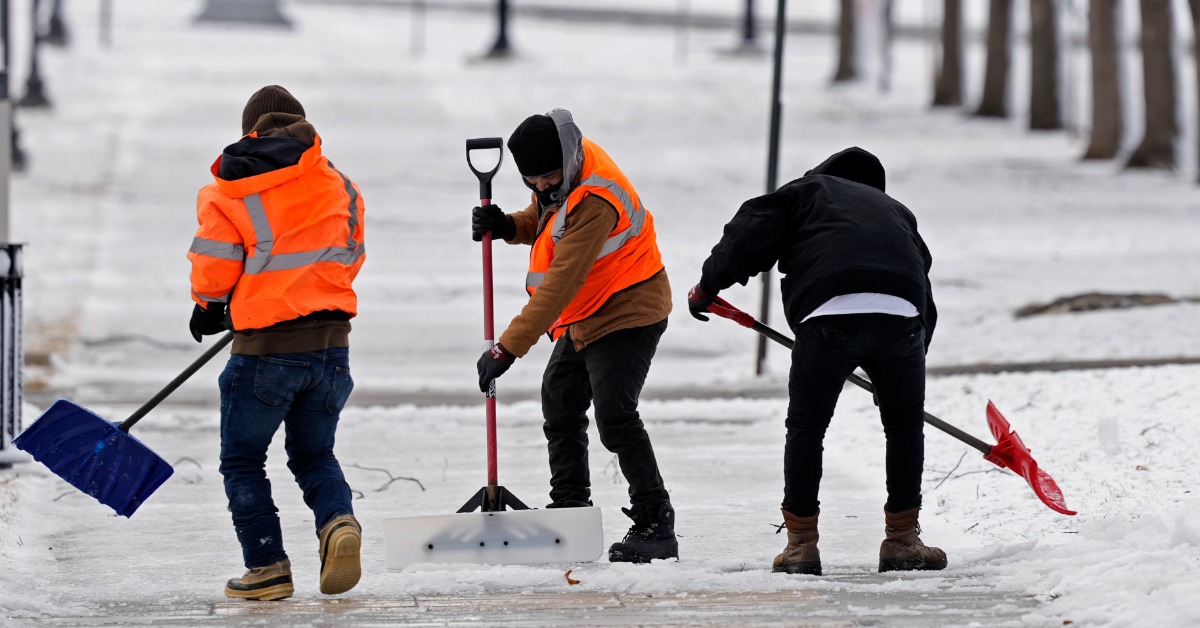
[708,296,757,328]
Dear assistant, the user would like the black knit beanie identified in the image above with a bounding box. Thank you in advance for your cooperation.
[507,114,562,176]
[241,85,306,135]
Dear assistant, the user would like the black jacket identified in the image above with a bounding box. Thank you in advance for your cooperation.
[699,147,937,349]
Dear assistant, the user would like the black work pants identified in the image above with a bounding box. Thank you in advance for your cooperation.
[783,314,926,517]
[542,319,670,508]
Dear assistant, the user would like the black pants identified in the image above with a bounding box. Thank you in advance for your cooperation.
[783,314,926,517]
[542,319,670,507]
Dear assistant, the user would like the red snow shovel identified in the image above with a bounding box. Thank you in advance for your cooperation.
[707,297,1076,516]
[382,138,604,569]
[13,331,235,517]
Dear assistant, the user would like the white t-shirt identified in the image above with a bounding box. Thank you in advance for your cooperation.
[800,293,918,323]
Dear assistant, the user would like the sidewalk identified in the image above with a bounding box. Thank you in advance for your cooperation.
[3,1,1200,626]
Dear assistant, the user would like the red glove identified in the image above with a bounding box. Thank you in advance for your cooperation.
[687,283,717,322]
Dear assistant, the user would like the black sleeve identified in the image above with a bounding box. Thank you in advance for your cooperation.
[917,232,937,351]
[699,190,795,294]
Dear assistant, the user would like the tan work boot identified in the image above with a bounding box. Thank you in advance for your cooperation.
[878,507,947,572]
[772,509,821,575]
[224,558,294,601]
[318,514,362,594]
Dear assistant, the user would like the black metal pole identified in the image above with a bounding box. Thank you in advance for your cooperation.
[741,0,757,47]
[18,0,50,109]
[486,0,510,58]
[99,0,111,46]
[2,1,20,171]
[42,0,65,46]
[756,0,786,376]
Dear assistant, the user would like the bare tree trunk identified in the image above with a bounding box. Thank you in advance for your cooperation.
[1189,0,1200,180]
[833,0,857,82]
[933,0,963,106]
[1029,0,1062,129]
[976,0,1012,117]
[1125,0,1177,169]
[1084,0,1123,159]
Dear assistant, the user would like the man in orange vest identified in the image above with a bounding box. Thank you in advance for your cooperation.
[189,85,366,600]
[473,109,677,563]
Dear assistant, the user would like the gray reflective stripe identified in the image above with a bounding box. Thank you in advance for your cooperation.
[330,165,362,250]
[247,245,365,273]
[552,174,648,259]
[189,236,243,260]
[193,291,230,304]
[240,177,365,275]
[243,193,276,275]
[527,272,545,288]
[598,200,646,257]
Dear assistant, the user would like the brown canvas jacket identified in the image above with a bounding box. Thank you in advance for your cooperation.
[497,193,672,357]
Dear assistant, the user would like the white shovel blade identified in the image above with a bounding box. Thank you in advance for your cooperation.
[383,507,604,569]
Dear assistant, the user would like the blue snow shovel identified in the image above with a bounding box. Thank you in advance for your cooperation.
[13,332,234,517]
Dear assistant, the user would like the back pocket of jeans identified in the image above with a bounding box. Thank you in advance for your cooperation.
[326,366,354,413]
[254,357,309,406]
[816,323,848,345]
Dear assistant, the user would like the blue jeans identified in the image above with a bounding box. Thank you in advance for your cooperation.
[218,348,355,568]
[783,314,926,517]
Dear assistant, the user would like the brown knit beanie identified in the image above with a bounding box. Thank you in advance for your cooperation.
[241,85,306,135]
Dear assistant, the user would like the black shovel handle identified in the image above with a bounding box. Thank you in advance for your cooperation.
[466,137,504,200]
[707,297,992,454]
[120,331,235,432]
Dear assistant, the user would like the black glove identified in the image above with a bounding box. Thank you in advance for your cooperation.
[477,342,516,392]
[687,283,717,322]
[189,303,228,342]
[472,205,515,242]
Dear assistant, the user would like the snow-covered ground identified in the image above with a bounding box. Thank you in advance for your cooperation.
[1,0,1199,625]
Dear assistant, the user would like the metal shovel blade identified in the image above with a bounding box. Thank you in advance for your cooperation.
[383,506,604,569]
[12,399,174,517]
[983,401,1076,516]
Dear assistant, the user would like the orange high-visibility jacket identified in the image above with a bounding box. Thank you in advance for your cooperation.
[526,137,663,340]
[189,134,365,331]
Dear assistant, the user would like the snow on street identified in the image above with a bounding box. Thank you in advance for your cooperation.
[2,1,1199,626]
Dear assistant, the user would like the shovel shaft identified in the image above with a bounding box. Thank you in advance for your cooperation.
[120,331,234,432]
[482,217,498,486]
[468,137,505,488]
[717,300,993,453]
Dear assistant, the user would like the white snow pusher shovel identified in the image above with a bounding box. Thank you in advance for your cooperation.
[383,138,604,569]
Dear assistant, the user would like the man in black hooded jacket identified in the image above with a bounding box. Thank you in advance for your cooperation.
[687,147,946,575]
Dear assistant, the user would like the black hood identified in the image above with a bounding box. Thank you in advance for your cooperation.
[217,135,309,182]
[805,147,886,192]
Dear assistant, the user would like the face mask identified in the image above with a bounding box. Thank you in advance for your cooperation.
[525,178,561,209]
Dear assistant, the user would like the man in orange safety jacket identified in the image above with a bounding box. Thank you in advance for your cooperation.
[472,109,677,563]
[188,85,365,601]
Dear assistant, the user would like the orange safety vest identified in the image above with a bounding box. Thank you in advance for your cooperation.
[188,135,365,330]
[526,138,663,339]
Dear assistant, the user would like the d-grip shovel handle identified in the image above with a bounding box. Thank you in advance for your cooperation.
[120,331,235,432]
[466,137,504,201]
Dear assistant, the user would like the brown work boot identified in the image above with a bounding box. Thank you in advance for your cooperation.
[224,558,294,601]
[878,507,947,573]
[318,514,362,594]
[772,509,821,575]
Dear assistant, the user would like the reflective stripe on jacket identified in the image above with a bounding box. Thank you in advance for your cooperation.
[525,137,663,339]
[189,134,365,331]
